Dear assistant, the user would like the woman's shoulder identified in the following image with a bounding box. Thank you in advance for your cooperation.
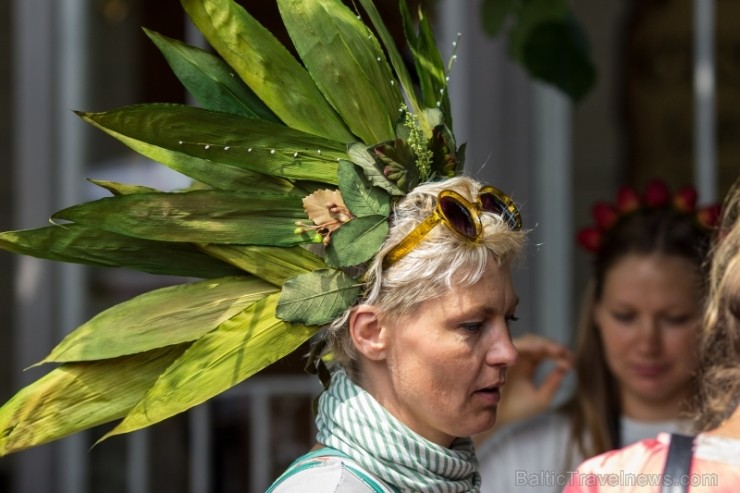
[574,433,668,474]
[565,433,740,493]
[268,448,395,493]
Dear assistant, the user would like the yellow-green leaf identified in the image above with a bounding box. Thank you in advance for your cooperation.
[278,0,401,145]
[105,293,317,437]
[52,190,313,246]
[0,224,243,279]
[0,345,188,457]
[79,105,345,186]
[43,276,278,362]
[87,178,159,196]
[202,244,325,286]
[400,1,452,129]
[181,0,354,142]
[144,28,280,122]
[357,0,428,135]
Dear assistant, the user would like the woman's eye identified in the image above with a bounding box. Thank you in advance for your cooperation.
[664,314,693,326]
[505,315,519,327]
[611,312,635,323]
[459,322,483,333]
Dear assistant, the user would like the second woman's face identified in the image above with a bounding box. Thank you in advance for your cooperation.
[594,254,701,419]
[376,258,519,447]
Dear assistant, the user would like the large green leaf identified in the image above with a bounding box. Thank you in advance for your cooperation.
[277,268,361,325]
[0,345,188,457]
[105,293,317,437]
[52,190,313,246]
[278,0,400,145]
[80,105,345,186]
[325,215,388,268]
[145,28,280,122]
[400,2,452,130]
[0,224,243,278]
[357,0,427,135]
[337,160,390,217]
[43,276,277,362]
[201,244,325,286]
[181,0,354,143]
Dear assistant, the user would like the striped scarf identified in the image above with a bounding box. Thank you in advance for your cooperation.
[316,369,481,492]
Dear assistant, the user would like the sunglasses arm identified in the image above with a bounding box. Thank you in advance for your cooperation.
[382,211,443,268]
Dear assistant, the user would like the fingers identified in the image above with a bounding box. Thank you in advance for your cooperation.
[535,363,571,402]
[514,333,572,360]
[511,333,574,373]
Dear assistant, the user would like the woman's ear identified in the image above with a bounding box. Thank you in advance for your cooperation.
[349,304,387,361]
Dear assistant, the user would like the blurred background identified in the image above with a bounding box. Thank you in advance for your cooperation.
[0,0,736,492]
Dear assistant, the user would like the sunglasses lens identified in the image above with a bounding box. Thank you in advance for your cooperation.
[480,192,520,230]
[440,196,477,238]
[479,193,505,215]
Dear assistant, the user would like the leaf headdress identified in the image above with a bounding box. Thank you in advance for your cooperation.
[0,0,465,455]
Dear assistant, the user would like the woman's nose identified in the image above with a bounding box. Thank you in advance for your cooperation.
[486,329,518,367]
[635,318,662,352]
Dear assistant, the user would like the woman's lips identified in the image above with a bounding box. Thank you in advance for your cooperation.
[474,386,501,406]
[632,364,668,378]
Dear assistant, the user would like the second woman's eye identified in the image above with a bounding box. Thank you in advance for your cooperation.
[611,311,636,323]
[664,314,694,326]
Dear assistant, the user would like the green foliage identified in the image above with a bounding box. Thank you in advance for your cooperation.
[104,293,318,438]
[52,190,314,246]
[0,0,464,455]
[181,0,354,142]
[43,276,279,362]
[278,0,401,145]
[277,269,361,326]
[0,224,243,278]
[144,28,280,121]
[480,0,597,103]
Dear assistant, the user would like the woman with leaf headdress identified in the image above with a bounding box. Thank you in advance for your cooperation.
[0,1,528,490]
[269,175,526,491]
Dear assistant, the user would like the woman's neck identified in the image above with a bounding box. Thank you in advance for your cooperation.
[620,391,689,422]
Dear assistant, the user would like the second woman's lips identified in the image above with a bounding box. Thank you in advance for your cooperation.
[632,365,667,378]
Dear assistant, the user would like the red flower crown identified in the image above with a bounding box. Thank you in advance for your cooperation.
[577,179,722,253]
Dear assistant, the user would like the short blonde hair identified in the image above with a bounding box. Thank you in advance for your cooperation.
[321,175,527,375]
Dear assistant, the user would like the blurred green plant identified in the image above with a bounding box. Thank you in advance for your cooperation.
[480,0,597,103]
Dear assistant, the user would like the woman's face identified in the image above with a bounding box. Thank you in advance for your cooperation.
[374,258,518,446]
[594,254,702,419]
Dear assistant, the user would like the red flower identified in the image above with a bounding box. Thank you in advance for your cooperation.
[576,178,720,254]
[644,180,671,207]
[674,186,698,213]
[592,202,618,230]
[697,204,721,229]
[616,186,640,213]
[577,227,602,252]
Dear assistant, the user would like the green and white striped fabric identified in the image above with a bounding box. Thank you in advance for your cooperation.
[316,369,481,493]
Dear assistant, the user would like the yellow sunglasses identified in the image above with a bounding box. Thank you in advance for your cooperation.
[383,185,522,268]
